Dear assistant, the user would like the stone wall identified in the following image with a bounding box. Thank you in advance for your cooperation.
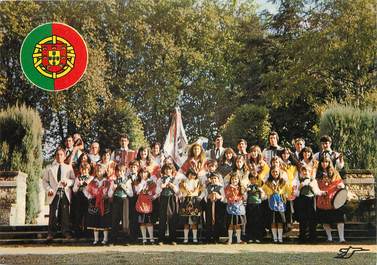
[0,171,27,225]
[344,169,375,223]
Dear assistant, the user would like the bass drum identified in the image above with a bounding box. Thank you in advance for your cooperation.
[333,188,348,209]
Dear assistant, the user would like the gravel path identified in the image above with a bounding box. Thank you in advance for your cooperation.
[1,243,376,255]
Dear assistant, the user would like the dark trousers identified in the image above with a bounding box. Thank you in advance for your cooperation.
[246,203,264,240]
[48,190,70,235]
[159,195,177,243]
[111,196,124,242]
[299,220,317,241]
[71,191,88,237]
[128,196,139,241]
[205,200,225,242]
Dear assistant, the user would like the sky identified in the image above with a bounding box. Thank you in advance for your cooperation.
[255,0,278,14]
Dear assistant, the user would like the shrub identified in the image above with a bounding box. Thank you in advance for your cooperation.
[320,105,377,174]
[0,104,43,223]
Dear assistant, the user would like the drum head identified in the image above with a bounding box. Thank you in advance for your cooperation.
[333,189,348,209]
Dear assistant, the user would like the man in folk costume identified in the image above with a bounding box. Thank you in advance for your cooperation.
[236,139,248,158]
[112,134,136,169]
[43,147,75,241]
[206,134,225,162]
[262,131,283,166]
[313,135,344,171]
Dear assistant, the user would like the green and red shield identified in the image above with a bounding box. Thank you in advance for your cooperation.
[20,22,88,91]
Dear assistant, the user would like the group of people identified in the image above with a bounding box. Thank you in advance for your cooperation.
[42,132,347,245]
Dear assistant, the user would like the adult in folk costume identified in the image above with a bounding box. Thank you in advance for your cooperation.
[111,134,136,170]
[43,147,75,241]
[313,135,344,171]
[206,134,225,162]
[262,131,283,167]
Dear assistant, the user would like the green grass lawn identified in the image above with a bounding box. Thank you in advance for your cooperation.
[1,252,375,265]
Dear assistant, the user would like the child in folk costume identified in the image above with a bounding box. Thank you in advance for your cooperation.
[245,166,265,243]
[72,162,93,238]
[157,163,180,245]
[179,168,203,243]
[84,165,112,245]
[127,160,140,242]
[224,172,246,244]
[218,148,236,177]
[262,165,290,243]
[279,148,299,231]
[315,155,346,243]
[204,172,225,243]
[151,142,165,167]
[294,165,325,243]
[110,164,133,244]
[135,168,157,244]
[224,155,250,188]
[201,159,223,186]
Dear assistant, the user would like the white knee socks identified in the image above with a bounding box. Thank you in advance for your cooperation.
[323,224,332,241]
[277,228,283,243]
[147,225,154,243]
[192,229,198,242]
[236,229,242,243]
[183,228,189,243]
[271,228,277,242]
[93,230,99,244]
[337,223,345,242]
[102,230,108,244]
[140,225,147,243]
[228,229,233,244]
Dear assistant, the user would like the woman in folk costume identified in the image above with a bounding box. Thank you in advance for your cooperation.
[204,172,225,243]
[300,146,318,178]
[248,145,270,183]
[179,168,204,243]
[262,165,290,243]
[315,155,346,243]
[218,148,236,177]
[294,165,325,243]
[135,168,157,244]
[98,148,116,181]
[245,165,266,243]
[180,143,207,178]
[76,152,92,177]
[224,155,250,187]
[150,142,165,167]
[224,172,246,244]
[279,148,299,231]
[136,146,160,177]
[84,165,112,245]
[156,163,180,245]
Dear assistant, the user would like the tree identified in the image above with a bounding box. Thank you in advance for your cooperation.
[221,104,271,149]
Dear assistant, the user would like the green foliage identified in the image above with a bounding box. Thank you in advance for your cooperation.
[221,104,271,149]
[320,105,377,174]
[0,104,43,223]
[95,99,147,151]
